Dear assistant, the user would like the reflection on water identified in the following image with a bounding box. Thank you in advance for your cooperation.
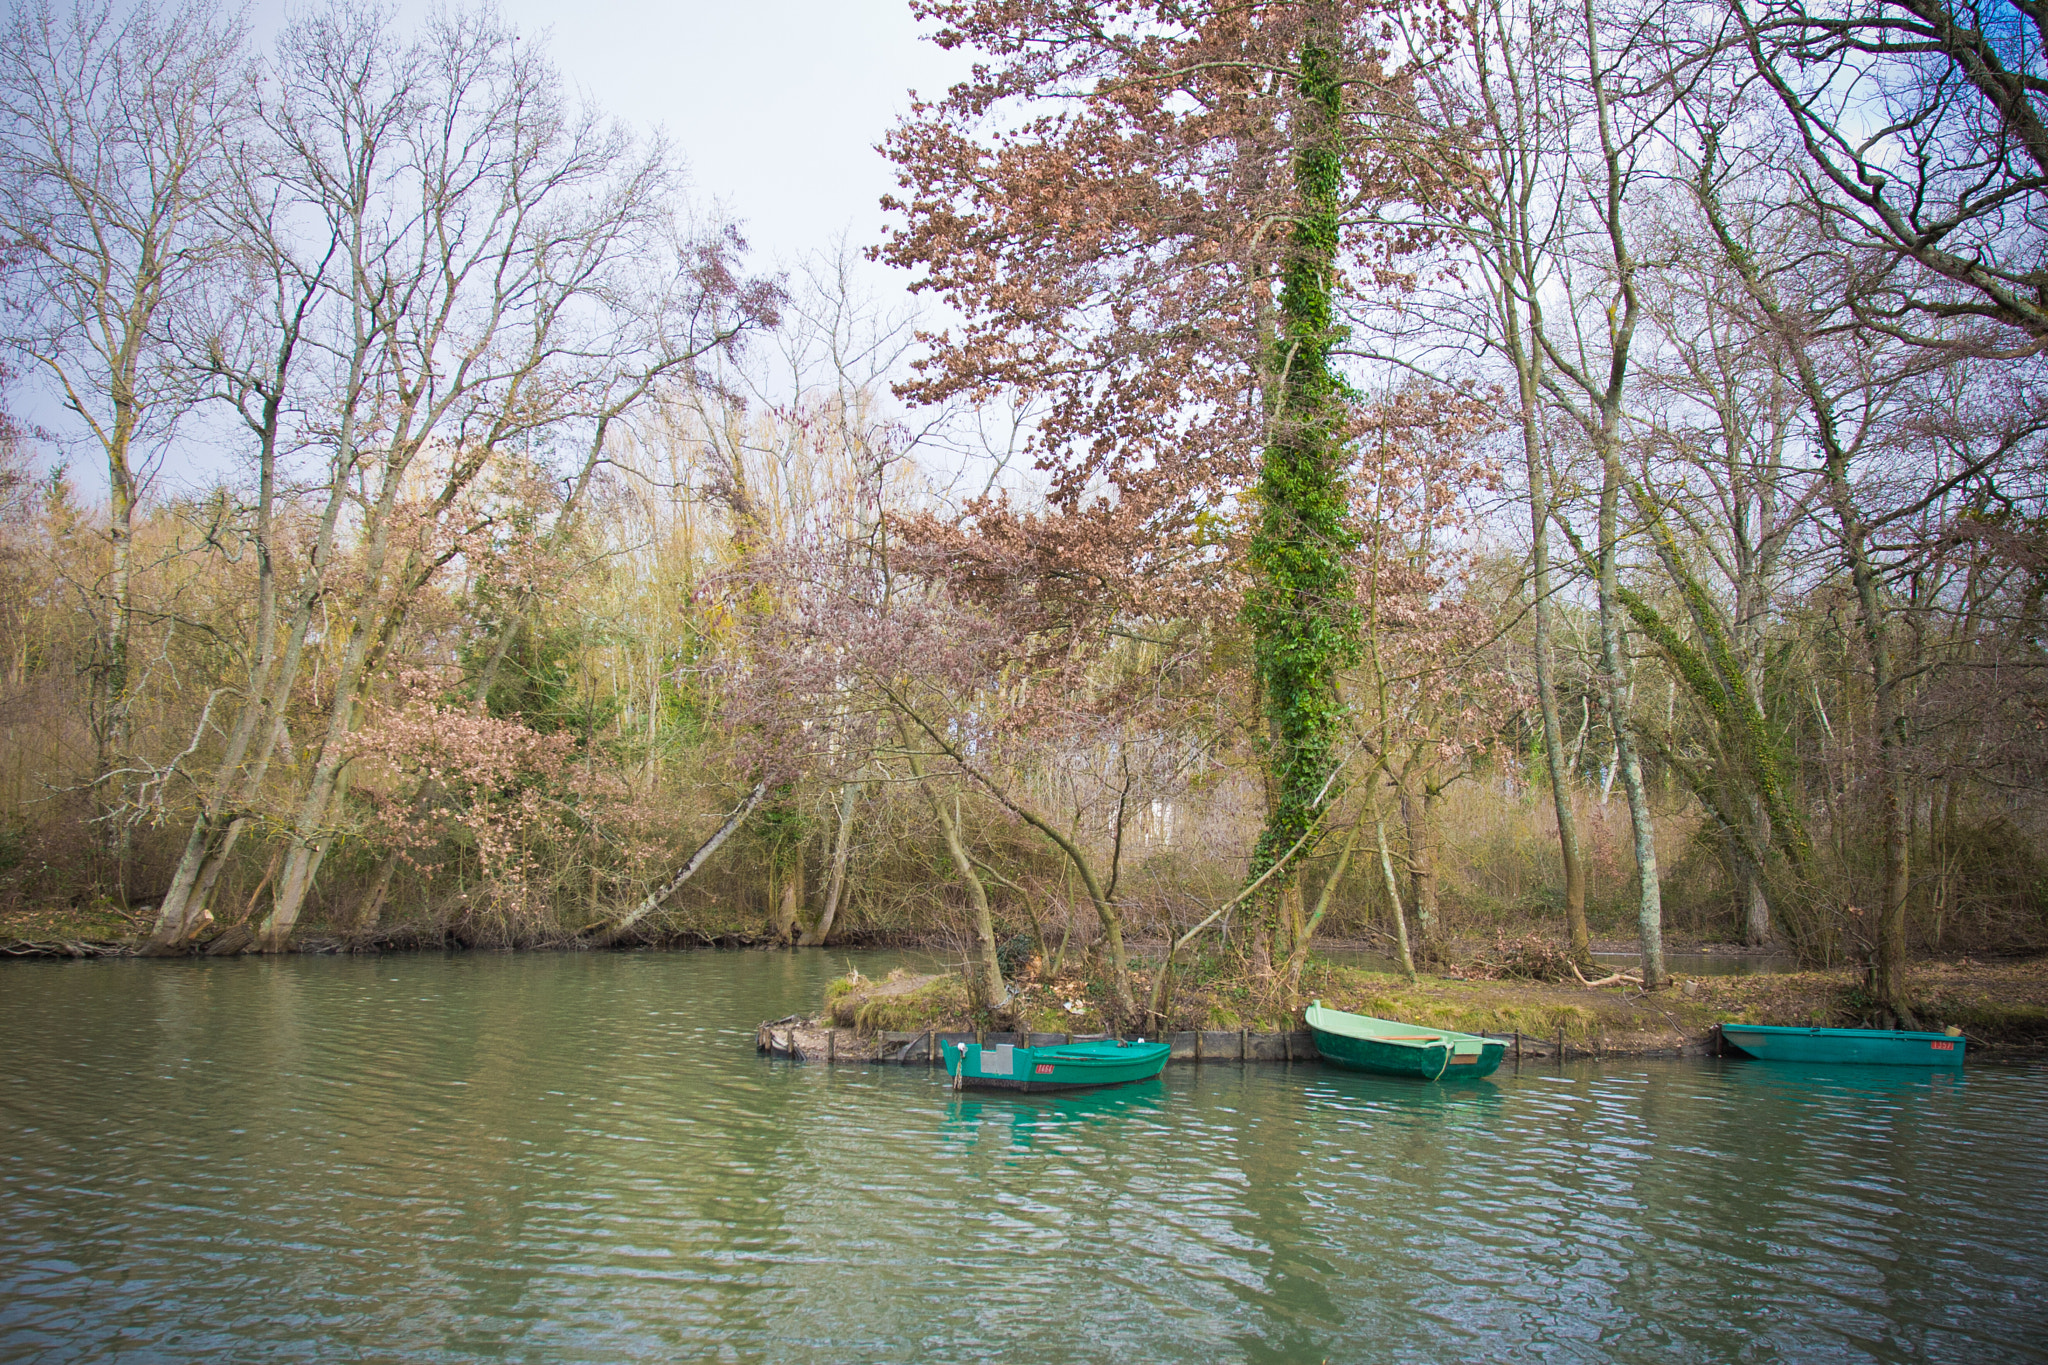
[2,951,2043,1363]
[943,1077,1171,1149]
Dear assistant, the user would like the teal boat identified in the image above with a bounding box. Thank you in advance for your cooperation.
[942,1037,1171,1092]
[1305,1002,1506,1080]
[1720,1023,1966,1067]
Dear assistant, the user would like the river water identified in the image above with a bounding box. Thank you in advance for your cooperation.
[3,951,2043,1363]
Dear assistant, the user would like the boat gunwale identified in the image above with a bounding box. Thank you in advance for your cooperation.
[943,1040,1170,1064]
[1304,1002,1491,1053]
[1719,1023,1961,1043]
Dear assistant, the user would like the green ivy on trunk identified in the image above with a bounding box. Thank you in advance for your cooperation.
[1243,24,1358,940]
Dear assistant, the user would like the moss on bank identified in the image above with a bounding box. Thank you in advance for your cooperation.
[825,969,971,1032]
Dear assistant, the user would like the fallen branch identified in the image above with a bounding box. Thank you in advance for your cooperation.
[585,779,768,943]
[1572,961,1645,989]
[1145,819,1329,1022]
[0,939,132,958]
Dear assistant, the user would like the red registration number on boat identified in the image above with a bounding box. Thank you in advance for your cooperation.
[1932,1041,1955,1050]
[1035,1064,1055,1074]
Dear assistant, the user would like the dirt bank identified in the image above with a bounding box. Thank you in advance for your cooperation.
[805,956,2048,1058]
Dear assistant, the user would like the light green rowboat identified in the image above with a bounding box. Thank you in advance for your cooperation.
[1305,1001,1506,1080]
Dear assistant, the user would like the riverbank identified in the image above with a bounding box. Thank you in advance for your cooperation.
[0,901,1721,959]
[0,894,1815,962]
[0,902,905,957]
[11,904,2045,1058]
[807,955,2048,1058]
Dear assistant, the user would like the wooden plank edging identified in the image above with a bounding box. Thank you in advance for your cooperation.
[759,1024,1322,1065]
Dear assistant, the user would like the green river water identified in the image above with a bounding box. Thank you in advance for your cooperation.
[2,950,2043,1363]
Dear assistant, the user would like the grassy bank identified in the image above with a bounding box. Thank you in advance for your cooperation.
[817,954,2048,1056]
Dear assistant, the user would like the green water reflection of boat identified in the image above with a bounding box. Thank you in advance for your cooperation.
[1305,1002,1506,1080]
[942,1037,1172,1092]
[1720,1023,1966,1067]
[945,1078,1167,1148]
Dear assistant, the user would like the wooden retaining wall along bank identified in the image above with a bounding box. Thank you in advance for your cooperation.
[754,1020,1624,1064]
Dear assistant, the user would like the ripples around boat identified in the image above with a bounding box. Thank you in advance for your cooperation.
[2,951,2042,1362]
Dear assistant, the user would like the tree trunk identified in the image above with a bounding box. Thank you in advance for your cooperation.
[152,356,355,947]
[769,844,805,945]
[1742,870,1771,947]
[1399,774,1440,951]
[1613,715,1665,987]
[927,786,1008,1013]
[592,780,768,942]
[1373,806,1417,980]
[1280,811,1364,1005]
[253,457,416,951]
[102,453,135,894]
[1508,288,1589,962]
[1741,799,1773,945]
[1595,427,1665,989]
[1242,2,1356,938]
[800,778,860,946]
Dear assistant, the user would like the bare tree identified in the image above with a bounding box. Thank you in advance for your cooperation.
[249,3,757,951]
[1411,0,1597,959]
[1523,0,1681,986]
[115,2,765,952]
[1732,0,2048,348]
[0,0,245,887]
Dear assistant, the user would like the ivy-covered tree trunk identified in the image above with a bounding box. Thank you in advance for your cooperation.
[1243,12,1358,970]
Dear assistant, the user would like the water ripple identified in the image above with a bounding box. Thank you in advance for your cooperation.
[3,953,2045,1363]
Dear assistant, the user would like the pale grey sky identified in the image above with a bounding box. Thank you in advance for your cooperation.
[32,1,969,491]
[493,0,968,267]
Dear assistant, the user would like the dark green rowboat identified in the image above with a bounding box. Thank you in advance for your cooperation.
[1720,1023,1966,1067]
[942,1037,1171,1092]
[1305,1002,1506,1080]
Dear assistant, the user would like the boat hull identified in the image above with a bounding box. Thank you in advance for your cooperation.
[1310,1029,1505,1080]
[1720,1024,1965,1067]
[943,1039,1172,1092]
[1304,1003,1506,1081]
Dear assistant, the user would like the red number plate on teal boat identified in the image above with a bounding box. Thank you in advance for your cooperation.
[1035,1064,1054,1074]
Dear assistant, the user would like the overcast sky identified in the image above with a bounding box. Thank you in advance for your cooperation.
[31,1,971,491]
[485,0,968,269]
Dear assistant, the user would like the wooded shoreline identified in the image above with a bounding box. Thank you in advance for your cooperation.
[13,926,2039,1058]
[0,0,2040,1035]
[0,926,1812,961]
